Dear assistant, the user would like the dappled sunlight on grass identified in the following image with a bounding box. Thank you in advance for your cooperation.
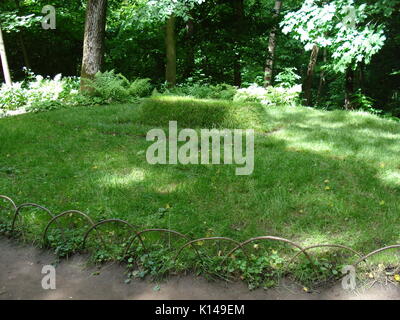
[379,170,400,187]
[0,102,399,256]
[99,168,146,187]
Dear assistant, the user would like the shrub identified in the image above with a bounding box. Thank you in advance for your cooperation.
[0,74,80,112]
[351,89,382,114]
[0,70,152,114]
[274,67,301,88]
[129,78,152,97]
[165,82,237,101]
[0,82,27,110]
[86,70,130,103]
[84,70,153,103]
[233,84,301,107]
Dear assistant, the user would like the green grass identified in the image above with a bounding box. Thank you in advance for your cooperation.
[1,96,400,284]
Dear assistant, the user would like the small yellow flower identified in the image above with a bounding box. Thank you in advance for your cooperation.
[379,200,385,206]
[394,274,400,282]
[303,287,309,292]
[325,186,331,191]
[324,179,330,184]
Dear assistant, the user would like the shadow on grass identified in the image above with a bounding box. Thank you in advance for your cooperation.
[0,103,399,260]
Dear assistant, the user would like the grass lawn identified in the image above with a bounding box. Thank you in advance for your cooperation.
[1,97,400,283]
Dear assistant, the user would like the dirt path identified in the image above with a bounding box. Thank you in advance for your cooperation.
[0,238,399,300]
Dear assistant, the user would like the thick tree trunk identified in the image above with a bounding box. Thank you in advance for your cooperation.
[165,15,176,88]
[80,0,108,93]
[184,17,195,79]
[0,27,12,86]
[344,68,355,110]
[264,0,282,87]
[233,0,244,87]
[303,44,319,106]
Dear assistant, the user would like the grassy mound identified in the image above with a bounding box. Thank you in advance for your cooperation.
[1,102,400,286]
[138,96,266,129]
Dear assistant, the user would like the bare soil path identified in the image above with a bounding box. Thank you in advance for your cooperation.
[1,238,399,300]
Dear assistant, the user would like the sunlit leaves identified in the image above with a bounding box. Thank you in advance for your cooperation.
[280,0,392,73]
[0,11,41,33]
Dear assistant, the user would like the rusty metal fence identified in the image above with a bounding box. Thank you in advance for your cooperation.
[1,194,400,274]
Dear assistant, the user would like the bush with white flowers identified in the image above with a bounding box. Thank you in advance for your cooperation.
[233,84,301,107]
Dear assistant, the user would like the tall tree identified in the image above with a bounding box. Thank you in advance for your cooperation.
[144,0,206,86]
[14,0,30,70]
[344,67,355,109]
[165,15,176,88]
[281,0,389,108]
[264,0,282,87]
[303,44,319,106]
[184,16,195,78]
[233,0,244,87]
[80,0,108,93]
[316,48,327,104]
[0,26,12,86]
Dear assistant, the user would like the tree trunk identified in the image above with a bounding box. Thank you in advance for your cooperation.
[355,62,364,91]
[18,35,30,70]
[264,0,282,87]
[165,15,176,88]
[233,0,244,87]
[0,27,12,86]
[184,17,195,79]
[80,0,108,93]
[316,48,327,104]
[344,68,355,110]
[14,0,31,70]
[303,44,319,106]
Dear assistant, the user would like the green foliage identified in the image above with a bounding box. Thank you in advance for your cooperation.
[281,0,388,72]
[165,82,237,100]
[351,89,382,114]
[0,83,27,110]
[0,72,80,112]
[275,68,301,88]
[0,11,41,32]
[226,250,285,290]
[233,84,301,107]
[126,244,177,280]
[85,70,153,103]
[45,230,85,258]
[86,70,131,103]
[129,78,153,97]
[0,70,153,113]
[293,257,343,286]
